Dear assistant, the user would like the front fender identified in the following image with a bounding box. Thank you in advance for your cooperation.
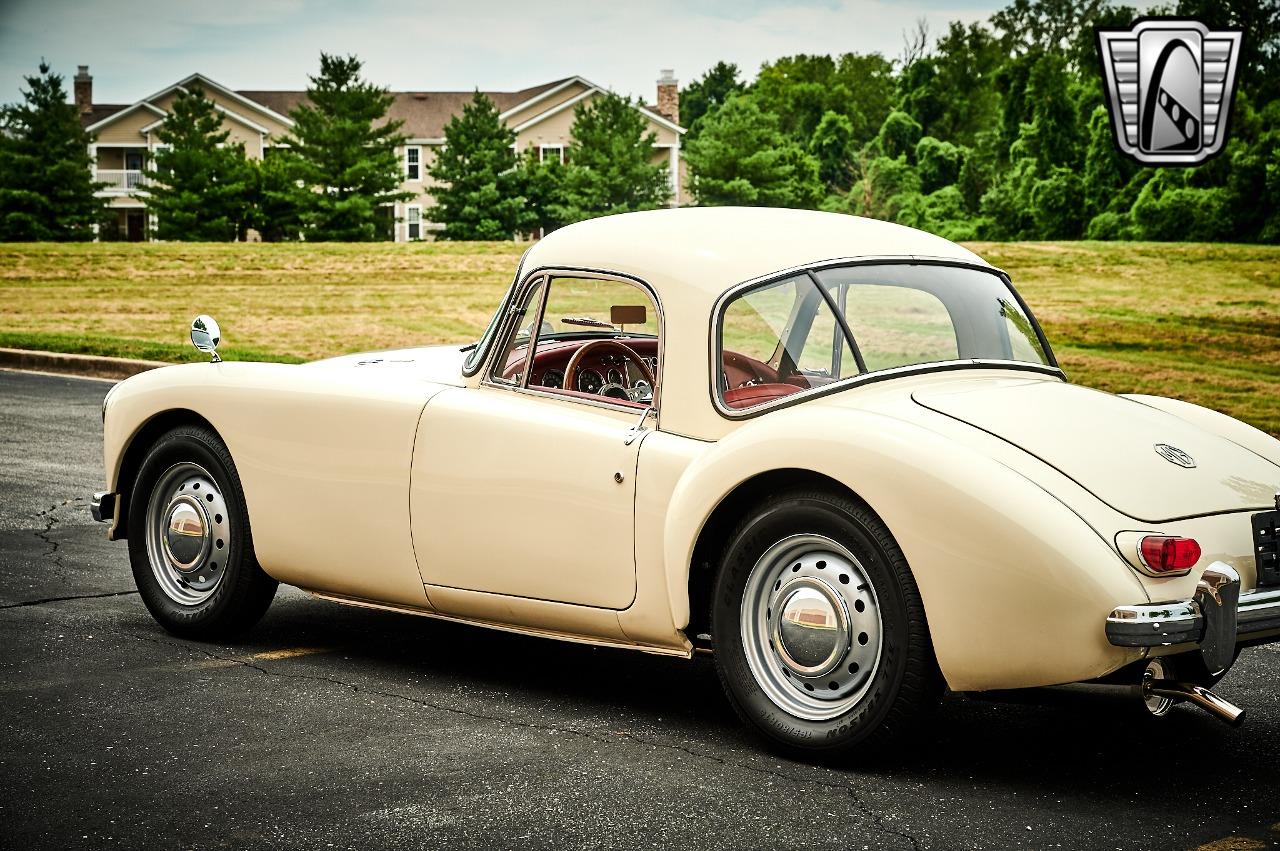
[663,405,1150,691]
[103,361,442,609]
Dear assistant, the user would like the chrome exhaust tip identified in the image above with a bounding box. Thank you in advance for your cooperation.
[1142,670,1246,727]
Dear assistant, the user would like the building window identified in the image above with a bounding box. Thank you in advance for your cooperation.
[539,145,565,165]
[406,205,422,241]
[405,146,422,181]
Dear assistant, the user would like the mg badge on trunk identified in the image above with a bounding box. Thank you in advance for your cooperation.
[1154,443,1196,468]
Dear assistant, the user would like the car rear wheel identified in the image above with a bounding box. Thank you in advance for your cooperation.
[711,488,942,760]
[127,425,277,639]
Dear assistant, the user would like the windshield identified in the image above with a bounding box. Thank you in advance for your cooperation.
[717,263,1053,411]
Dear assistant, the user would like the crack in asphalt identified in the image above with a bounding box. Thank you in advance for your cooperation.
[31,498,84,583]
[126,630,921,850]
[0,589,139,610]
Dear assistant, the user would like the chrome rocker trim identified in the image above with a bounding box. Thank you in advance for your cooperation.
[1106,562,1280,673]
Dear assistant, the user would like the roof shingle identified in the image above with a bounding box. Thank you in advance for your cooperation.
[236,78,572,138]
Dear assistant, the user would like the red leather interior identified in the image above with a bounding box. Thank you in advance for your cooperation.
[722,383,802,409]
[505,336,800,411]
[721,351,777,388]
[503,337,659,385]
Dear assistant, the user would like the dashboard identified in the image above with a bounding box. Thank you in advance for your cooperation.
[501,337,660,395]
[499,335,813,410]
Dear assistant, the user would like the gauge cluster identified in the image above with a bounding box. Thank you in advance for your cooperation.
[515,337,659,401]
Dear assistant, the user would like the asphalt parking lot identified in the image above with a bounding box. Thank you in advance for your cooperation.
[1,368,1278,850]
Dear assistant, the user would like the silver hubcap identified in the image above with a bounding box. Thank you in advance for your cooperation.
[741,534,884,721]
[145,462,231,605]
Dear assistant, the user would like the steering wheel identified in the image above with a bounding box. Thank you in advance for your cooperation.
[564,339,656,398]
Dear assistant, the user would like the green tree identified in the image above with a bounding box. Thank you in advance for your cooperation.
[752,53,896,148]
[876,111,923,160]
[1030,166,1087,237]
[1131,170,1234,241]
[250,152,305,242]
[851,154,922,221]
[926,22,1006,146]
[428,91,526,240]
[685,95,822,208]
[1017,51,1081,170]
[144,84,254,241]
[680,62,745,136]
[915,136,966,193]
[557,93,670,221]
[1081,104,1133,217]
[286,53,411,241]
[0,61,103,241]
[810,111,855,192]
[516,148,571,235]
[898,59,945,136]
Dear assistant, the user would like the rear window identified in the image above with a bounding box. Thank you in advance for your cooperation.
[716,263,1051,412]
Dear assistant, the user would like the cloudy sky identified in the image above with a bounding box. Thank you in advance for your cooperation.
[1,0,1003,105]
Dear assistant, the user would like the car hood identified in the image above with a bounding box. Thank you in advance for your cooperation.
[302,344,468,387]
[912,377,1280,522]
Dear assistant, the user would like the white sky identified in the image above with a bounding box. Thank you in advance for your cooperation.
[1,0,1003,105]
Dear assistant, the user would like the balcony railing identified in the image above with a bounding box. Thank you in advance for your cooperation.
[97,169,147,191]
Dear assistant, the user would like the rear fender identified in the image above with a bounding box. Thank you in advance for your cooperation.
[663,405,1149,691]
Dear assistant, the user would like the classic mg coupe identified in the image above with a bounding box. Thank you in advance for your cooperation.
[93,208,1280,757]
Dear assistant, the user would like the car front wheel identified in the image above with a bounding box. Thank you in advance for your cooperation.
[127,425,277,639]
[711,488,942,760]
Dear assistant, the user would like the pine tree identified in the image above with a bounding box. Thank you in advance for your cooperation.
[286,53,411,241]
[145,84,254,241]
[250,152,306,242]
[680,62,745,137]
[685,95,822,208]
[0,61,103,241]
[428,91,527,240]
[558,93,671,222]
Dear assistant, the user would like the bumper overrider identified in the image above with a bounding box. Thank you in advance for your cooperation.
[1106,562,1280,675]
[91,491,116,525]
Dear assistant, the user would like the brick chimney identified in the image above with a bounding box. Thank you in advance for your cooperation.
[74,65,93,115]
[656,69,678,125]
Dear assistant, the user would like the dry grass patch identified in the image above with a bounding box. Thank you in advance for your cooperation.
[1,239,1276,434]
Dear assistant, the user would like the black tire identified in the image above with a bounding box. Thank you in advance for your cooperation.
[127,424,277,639]
[711,488,943,760]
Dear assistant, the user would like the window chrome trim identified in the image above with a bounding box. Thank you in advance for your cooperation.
[709,255,1065,421]
[461,247,532,377]
[479,265,667,424]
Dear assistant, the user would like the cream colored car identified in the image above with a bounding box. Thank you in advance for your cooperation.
[93,208,1280,758]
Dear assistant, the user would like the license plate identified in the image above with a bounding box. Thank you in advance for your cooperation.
[1254,509,1280,586]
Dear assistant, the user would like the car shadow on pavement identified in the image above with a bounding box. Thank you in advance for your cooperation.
[164,586,1278,843]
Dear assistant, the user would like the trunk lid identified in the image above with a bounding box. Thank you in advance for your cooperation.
[912,377,1280,522]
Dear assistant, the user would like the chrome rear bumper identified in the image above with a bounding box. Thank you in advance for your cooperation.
[1106,563,1280,672]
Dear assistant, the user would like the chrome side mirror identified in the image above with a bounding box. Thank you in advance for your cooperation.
[190,315,222,363]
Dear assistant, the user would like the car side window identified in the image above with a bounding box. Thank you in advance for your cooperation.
[489,278,546,386]
[838,283,958,372]
[719,276,853,403]
[489,275,661,407]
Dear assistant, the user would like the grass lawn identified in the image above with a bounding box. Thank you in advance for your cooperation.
[1,240,1277,435]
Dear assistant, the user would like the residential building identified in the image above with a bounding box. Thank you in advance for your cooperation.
[75,66,686,241]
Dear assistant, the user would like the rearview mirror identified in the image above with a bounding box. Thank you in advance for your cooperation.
[611,305,647,326]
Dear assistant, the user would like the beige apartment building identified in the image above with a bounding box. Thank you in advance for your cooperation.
[75,67,686,241]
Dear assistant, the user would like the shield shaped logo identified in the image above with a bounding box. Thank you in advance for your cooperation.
[1096,19,1243,165]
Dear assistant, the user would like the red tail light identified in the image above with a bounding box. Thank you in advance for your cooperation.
[1140,536,1201,572]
